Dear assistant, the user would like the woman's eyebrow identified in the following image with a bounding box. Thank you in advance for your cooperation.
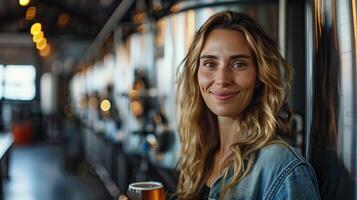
[199,55,218,59]
[230,55,252,60]
[199,54,252,60]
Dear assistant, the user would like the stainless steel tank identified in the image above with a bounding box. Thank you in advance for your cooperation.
[305,0,356,199]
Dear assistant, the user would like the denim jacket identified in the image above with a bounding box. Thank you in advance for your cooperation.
[208,144,320,200]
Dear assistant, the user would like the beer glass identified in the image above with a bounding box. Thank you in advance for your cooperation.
[127,181,165,200]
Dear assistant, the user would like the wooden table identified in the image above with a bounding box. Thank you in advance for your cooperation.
[0,132,14,197]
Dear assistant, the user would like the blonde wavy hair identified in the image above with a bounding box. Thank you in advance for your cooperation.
[176,11,293,199]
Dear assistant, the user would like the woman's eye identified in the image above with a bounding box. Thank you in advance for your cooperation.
[203,62,216,69]
[232,62,246,70]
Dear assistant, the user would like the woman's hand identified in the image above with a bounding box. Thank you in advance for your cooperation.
[119,195,129,200]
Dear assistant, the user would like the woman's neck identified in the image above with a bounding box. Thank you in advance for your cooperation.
[217,116,242,155]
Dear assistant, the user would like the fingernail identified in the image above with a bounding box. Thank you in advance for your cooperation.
[119,195,128,200]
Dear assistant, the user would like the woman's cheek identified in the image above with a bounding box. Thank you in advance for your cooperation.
[197,70,212,89]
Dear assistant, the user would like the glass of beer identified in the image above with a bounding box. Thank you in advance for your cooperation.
[127,181,165,200]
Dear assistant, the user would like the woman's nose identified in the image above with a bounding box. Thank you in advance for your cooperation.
[215,66,232,86]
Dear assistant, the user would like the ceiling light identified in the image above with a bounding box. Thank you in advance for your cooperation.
[19,0,31,7]
[100,99,111,112]
[33,31,44,43]
[36,38,47,50]
[57,13,70,28]
[39,44,51,57]
[30,23,42,35]
[26,7,36,20]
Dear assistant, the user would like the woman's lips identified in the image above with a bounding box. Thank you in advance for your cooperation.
[211,91,239,101]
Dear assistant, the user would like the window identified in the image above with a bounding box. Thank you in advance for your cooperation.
[0,65,36,100]
[0,65,3,97]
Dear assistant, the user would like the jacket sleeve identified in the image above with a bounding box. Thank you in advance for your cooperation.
[272,163,321,200]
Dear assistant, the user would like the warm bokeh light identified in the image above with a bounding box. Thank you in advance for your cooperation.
[100,99,111,112]
[26,6,36,20]
[153,3,162,11]
[137,24,147,33]
[19,0,30,7]
[32,31,44,43]
[36,38,47,50]
[57,13,70,28]
[131,100,143,117]
[39,44,51,57]
[170,4,180,13]
[133,12,146,24]
[30,23,41,35]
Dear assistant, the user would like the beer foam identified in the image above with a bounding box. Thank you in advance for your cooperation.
[129,181,163,191]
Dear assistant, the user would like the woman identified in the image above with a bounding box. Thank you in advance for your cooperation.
[174,10,319,200]
[120,10,320,200]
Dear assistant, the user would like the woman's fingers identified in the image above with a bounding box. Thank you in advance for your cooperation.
[119,195,129,200]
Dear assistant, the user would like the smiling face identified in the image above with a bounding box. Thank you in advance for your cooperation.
[197,29,257,119]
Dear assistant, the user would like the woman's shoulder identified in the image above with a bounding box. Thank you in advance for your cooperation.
[251,143,320,199]
[211,143,320,199]
[250,142,314,180]
[216,143,320,199]
[256,142,306,167]
[243,143,319,199]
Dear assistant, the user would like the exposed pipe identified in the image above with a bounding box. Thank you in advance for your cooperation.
[80,0,134,64]
[305,0,313,160]
[279,0,286,57]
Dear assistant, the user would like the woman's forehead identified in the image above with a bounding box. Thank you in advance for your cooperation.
[200,29,253,56]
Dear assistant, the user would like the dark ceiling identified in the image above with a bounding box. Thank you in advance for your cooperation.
[0,0,179,38]
[0,0,124,38]
[0,0,178,72]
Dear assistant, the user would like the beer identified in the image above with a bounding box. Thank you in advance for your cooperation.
[127,181,165,200]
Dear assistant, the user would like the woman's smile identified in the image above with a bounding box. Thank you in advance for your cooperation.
[210,91,240,101]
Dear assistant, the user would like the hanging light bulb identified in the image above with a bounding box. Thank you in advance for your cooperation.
[39,44,51,57]
[19,0,31,7]
[26,6,36,20]
[30,23,42,35]
[36,38,47,50]
[100,99,111,112]
[33,31,44,43]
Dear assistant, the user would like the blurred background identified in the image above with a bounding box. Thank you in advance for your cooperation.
[0,0,355,199]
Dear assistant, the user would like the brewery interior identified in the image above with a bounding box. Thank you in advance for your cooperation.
[0,0,356,199]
